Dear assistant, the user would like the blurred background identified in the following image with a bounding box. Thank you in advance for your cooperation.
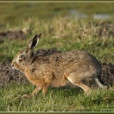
[0,3,114,24]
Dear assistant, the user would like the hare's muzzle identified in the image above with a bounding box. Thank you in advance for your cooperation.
[11,61,16,69]
[11,61,21,70]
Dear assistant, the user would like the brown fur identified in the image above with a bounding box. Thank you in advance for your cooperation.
[11,34,105,98]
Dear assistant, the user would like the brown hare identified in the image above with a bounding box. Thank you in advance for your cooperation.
[11,34,105,98]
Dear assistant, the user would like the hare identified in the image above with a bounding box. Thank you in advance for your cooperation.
[11,34,105,98]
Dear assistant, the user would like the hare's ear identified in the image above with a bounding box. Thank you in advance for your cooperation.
[27,33,41,50]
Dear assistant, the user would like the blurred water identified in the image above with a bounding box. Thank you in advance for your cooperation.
[69,10,87,19]
[0,3,114,24]
[93,14,111,20]
[69,9,111,20]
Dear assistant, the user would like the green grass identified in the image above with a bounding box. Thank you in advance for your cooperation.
[0,83,114,111]
[0,13,114,111]
[0,17,114,63]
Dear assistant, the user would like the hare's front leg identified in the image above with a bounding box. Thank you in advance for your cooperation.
[22,86,42,98]
[42,85,49,95]
[32,86,42,96]
[42,82,51,95]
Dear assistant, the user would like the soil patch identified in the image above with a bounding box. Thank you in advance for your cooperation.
[0,60,27,87]
[0,48,114,87]
[35,48,61,57]
[0,30,27,41]
[100,63,114,87]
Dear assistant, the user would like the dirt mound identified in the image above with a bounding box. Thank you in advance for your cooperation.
[0,48,114,87]
[0,60,27,87]
[35,48,61,57]
[100,63,114,87]
[0,30,27,40]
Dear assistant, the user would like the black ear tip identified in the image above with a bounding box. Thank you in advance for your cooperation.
[38,33,41,37]
[34,33,41,39]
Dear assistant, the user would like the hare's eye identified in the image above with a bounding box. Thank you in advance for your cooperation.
[19,55,23,58]
[19,54,25,60]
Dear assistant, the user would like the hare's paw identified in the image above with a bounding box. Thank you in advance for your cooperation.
[22,94,32,98]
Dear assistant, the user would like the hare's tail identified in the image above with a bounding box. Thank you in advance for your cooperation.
[95,78,107,89]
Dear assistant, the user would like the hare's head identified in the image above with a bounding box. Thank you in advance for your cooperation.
[11,34,41,70]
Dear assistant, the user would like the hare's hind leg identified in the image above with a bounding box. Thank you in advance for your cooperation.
[67,73,91,93]
[94,78,107,89]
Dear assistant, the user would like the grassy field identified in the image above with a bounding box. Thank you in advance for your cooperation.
[0,17,114,63]
[0,3,114,112]
[0,17,114,112]
[0,82,114,111]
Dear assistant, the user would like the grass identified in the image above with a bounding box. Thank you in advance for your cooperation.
[0,83,114,111]
[0,17,114,63]
[0,9,114,111]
